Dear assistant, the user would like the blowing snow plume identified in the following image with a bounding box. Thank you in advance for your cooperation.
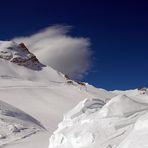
[13,25,92,79]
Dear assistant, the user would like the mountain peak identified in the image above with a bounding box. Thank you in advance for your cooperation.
[0,41,45,70]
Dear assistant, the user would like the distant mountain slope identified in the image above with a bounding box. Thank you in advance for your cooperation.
[0,41,66,82]
[0,41,44,70]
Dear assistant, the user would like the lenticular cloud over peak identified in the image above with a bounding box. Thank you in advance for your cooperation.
[13,25,92,78]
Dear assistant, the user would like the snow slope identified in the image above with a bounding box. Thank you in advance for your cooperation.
[0,100,44,147]
[117,111,148,148]
[0,41,115,148]
[0,41,66,83]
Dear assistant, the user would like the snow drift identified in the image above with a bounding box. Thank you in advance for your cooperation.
[0,100,44,147]
[49,92,148,148]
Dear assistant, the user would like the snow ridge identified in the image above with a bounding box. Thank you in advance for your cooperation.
[49,93,148,148]
[0,100,44,147]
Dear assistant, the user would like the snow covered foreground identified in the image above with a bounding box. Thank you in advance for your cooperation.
[49,89,148,148]
[0,41,147,148]
[0,100,44,147]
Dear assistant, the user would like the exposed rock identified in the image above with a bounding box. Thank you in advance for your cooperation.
[64,74,70,80]
[0,41,45,70]
[67,80,74,85]
[76,81,86,86]
[138,87,147,94]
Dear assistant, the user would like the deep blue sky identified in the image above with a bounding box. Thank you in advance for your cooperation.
[0,0,148,90]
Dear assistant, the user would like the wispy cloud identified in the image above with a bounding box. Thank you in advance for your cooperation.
[13,25,92,79]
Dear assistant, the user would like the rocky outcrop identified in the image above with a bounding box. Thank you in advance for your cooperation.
[138,87,147,94]
[0,41,45,70]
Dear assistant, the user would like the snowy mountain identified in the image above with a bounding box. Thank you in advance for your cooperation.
[0,41,115,148]
[0,41,44,70]
[0,41,66,82]
[0,40,147,148]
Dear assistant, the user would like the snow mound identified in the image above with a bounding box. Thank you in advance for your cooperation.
[117,112,148,148]
[63,98,105,121]
[0,100,44,147]
[49,94,148,148]
[99,95,148,117]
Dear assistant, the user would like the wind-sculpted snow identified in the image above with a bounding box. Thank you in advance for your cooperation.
[49,94,148,148]
[117,112,148,148]
[0,100,44,147]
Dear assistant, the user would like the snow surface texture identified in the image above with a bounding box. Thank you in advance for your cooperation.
[0,100,44,147]
[49,90,148,148]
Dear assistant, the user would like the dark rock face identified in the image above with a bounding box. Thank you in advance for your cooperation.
[76,81,86,86]
[138,87,147,94]
[18,43,29,51]
[0,41,45,71]
[10,56,45,70]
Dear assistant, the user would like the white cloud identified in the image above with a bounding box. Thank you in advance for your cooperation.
[13,25,92,79]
